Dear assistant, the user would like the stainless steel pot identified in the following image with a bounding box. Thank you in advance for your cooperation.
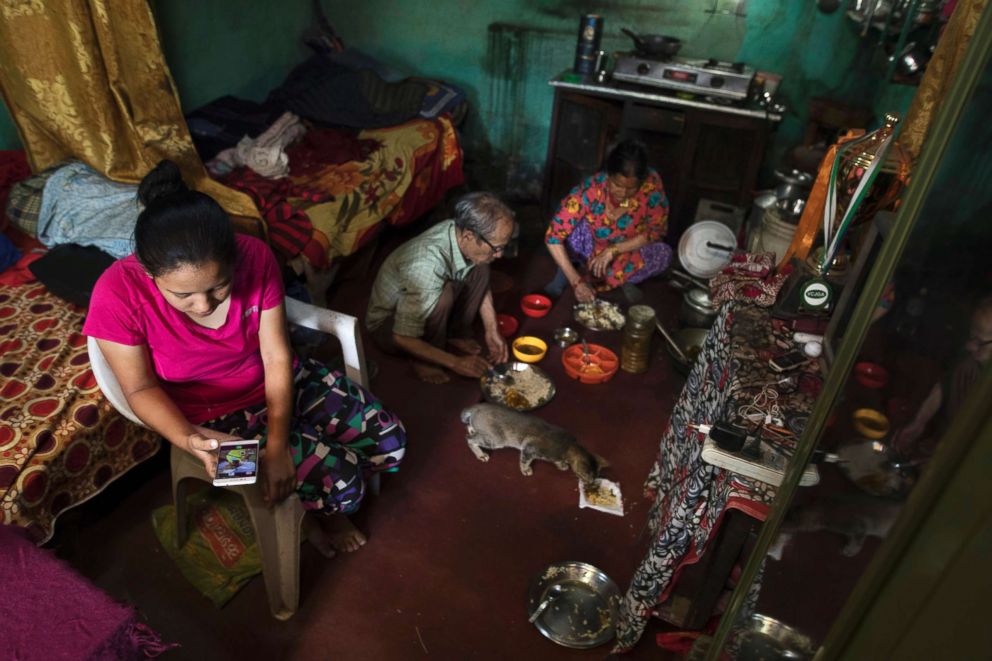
[680,286,717,328]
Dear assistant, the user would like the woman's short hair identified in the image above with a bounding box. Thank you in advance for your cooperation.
[453,192,514,239]
[134,160,236,277]
[605,139,649,181]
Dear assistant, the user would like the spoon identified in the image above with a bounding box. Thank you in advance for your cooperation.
[528,584,565,623]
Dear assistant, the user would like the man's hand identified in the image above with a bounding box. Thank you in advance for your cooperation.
[450,354,492,378]
[588,247,616,279]
[574,281,596,303]
[260,444,296,505]
[485,329,508,364]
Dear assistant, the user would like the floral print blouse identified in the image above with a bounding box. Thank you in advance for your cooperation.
[545,169,669,285]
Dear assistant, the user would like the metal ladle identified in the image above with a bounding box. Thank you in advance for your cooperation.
[655,318,688,363]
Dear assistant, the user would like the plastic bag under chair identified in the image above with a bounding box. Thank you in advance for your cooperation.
[151,489,263,607]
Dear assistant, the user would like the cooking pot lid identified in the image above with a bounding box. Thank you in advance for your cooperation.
[678,221,737,279]
[686,286,713,308]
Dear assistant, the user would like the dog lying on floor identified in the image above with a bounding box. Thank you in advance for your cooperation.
[459,403,608,484]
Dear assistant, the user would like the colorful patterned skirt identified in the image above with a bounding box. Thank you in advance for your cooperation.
[203,358,406,515]
[566,220,672,289]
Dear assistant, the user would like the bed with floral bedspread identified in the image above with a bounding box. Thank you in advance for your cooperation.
[218,116,464,269]
[0,284,159,543]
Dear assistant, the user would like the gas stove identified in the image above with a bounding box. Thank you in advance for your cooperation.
[612,53,755,101]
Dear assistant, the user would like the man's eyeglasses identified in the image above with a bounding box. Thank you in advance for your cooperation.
[475,232,509,254]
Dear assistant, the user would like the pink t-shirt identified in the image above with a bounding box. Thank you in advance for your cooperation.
[84,234,284,424]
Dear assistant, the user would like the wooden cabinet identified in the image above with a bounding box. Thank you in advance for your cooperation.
[543,83,778,241]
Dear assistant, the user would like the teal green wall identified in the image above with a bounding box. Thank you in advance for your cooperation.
[0,0,918,194]
[329,0,915,192]
[0,100,16,150]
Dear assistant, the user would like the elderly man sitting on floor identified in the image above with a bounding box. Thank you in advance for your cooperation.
[366,192,515,383]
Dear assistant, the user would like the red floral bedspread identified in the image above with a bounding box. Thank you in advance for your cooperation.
[0,285,159,543]
[220,116,464,269]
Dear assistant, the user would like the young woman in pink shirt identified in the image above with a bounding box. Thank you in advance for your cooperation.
[85,160,406,556]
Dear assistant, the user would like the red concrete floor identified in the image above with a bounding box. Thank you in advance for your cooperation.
[53,226,691,660]
[50,220,888,660]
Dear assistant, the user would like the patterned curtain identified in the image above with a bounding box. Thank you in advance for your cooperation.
[900,0,989,160]
[0,0,259,218]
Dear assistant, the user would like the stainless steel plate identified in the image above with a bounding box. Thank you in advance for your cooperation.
[527,561,620,649]
[573,300,626,332]
[480,362,556,412]
[738,613,815,660]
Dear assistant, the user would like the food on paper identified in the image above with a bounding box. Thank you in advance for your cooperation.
[579,478,624,516]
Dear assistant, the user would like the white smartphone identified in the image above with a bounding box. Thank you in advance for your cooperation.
[213,440,260,486]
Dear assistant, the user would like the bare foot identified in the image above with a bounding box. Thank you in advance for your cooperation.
[448,338,482,355]
[411,360,450,384]
[303,515,337,558]
[321,514,367,553]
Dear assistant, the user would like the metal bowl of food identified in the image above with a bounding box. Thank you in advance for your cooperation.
[527,561,621,649]
[573,300,626,332]
[553,326,580,348]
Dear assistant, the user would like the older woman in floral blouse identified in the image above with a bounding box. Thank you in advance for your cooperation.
[544,140,672,303]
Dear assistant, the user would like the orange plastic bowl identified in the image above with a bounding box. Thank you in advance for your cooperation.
[562,343,619,384]
[520,294,553,318]
[496,313,519,338]
[854,361,889,389]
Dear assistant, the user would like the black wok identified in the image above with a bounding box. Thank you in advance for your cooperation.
[622,28,682,58]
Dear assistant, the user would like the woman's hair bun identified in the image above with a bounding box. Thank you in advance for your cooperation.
[138,160,189,206]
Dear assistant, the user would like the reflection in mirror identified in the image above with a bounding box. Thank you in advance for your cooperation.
[703,9,992,658]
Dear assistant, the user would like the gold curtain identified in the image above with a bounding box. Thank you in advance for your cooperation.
[900,0,989,159]
[0,0,259,219]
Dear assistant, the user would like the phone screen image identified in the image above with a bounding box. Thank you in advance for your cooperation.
[214,441,259,486]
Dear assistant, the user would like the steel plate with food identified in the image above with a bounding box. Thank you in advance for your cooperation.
[526,561,621,649]
[480,362,556,412]
[573,300,626,332]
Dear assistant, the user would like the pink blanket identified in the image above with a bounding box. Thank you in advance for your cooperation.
[0,524,175,659]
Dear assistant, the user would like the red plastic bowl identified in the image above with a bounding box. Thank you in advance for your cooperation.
[562,343,619,384]
[496,313,519,338]
[854,361,889,389]
[520,294,552,318]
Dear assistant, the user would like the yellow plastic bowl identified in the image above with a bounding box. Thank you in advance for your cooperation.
[851,408,890,439]
[512,336,548,363]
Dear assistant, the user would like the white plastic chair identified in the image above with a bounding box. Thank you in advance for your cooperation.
[87,297,371,620]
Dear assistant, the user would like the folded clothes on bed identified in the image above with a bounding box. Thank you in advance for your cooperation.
[269,54,428,129]
[186,95,286,162]
[209,112,308,179]
[36,161,140,258]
